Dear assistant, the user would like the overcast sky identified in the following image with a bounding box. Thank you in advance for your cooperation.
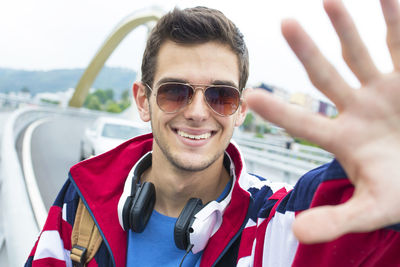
[0,0,393,99]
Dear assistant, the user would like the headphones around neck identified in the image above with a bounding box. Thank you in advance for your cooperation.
[121,153,155,233]
[117,152,233,254]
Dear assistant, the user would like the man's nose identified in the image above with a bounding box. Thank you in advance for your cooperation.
[182,89,211,120]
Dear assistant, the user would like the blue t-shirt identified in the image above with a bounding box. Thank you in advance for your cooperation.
[126,179,232,266]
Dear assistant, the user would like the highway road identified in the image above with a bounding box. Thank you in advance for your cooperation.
[24,115,95,210]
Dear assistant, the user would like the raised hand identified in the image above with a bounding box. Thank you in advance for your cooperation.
[245,0,400,244]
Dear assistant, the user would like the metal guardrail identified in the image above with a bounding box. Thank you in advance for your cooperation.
[1,107,44,266]
[236,137,332,165]
[233,134,333,184]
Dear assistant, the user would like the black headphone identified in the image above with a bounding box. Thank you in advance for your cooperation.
[120,153,232,252]
[121,153,155,233]
[174,198,204,250]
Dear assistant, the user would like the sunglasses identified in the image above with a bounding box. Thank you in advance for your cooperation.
[145,82,241,116]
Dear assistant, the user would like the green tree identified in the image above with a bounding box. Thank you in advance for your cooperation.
[85,95,102,110]
[105,88,114,101]
[119,89,131,111]
[255,123,272,136]
[242,112,254,131]
[92,89,114,104]
[294,137,320,148]
[20,86,30,94]
[106,101,122,113]
[40,98,60,105]
[92,89,106,104]
[121,89,130,100]
[83,88,132,113]
[119,100,131,111]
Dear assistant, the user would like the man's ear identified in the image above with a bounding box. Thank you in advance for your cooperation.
[133,82,150,122]
[235,95,248,127]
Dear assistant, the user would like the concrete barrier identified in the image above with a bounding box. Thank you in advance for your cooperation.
[0,107,41,266]
[0,106,100,266]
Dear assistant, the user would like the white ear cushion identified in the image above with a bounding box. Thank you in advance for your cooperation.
[117,171,135,230]
[189,201,224,254]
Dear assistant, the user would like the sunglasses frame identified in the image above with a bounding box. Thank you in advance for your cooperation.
[145,82,242,117]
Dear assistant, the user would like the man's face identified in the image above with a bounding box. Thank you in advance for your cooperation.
[145,40,246,172]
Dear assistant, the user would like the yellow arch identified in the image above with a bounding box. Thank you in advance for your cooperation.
[69,9,163,107]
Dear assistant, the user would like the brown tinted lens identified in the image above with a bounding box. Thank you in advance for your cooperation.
[205,86,240,116]
[156,83,193,112]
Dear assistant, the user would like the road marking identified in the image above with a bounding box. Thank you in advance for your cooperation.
[22,118,51,230]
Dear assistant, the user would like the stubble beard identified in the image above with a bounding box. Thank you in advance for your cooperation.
[152,132,225,172]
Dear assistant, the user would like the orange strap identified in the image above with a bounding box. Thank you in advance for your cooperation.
[70,198,102,266]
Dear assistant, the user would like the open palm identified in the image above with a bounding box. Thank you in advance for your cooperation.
[245,0,400,244]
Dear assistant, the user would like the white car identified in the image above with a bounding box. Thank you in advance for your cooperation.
[80,117,149,160]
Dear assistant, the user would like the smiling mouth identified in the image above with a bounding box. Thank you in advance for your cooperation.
[177,130,213,140]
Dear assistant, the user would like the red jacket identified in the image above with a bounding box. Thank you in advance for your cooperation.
[26,133,400,266]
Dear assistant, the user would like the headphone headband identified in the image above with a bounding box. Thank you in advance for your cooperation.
[130,153,152,194]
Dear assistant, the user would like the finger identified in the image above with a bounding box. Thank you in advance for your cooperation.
[292,193,376,244]
[245,89,332,149]
[381,0,400,70]
[323,0,380,84]
[281,19,353,111]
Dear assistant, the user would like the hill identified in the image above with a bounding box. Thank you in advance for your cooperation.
[0,66,137,98]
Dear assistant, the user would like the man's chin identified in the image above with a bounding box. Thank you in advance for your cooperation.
[170,158,214,172]
[167,150,224,172]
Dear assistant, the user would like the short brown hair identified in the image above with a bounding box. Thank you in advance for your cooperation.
[141,6,249,95]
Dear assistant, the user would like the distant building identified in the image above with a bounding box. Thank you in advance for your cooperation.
[253,83,290,102]
[252,81,337,117]
[272,86,290,102]
[258,82,274,93]
[0,91,33,108]
[34,88,75,107]
[318,100,337,117]
[289,92,314,111]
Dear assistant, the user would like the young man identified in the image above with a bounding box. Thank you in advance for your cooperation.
[26,0,400,266]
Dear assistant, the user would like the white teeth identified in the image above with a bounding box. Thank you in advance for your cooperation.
[177,130,211,140]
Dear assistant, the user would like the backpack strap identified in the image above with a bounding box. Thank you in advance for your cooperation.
[71,198,103,266]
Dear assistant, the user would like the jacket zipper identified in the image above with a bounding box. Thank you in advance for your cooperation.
[211,197,253,266]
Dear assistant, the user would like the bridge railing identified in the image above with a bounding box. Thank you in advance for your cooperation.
[1,107,50,266]
[0,106,99,266]
[233,133,333,184]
